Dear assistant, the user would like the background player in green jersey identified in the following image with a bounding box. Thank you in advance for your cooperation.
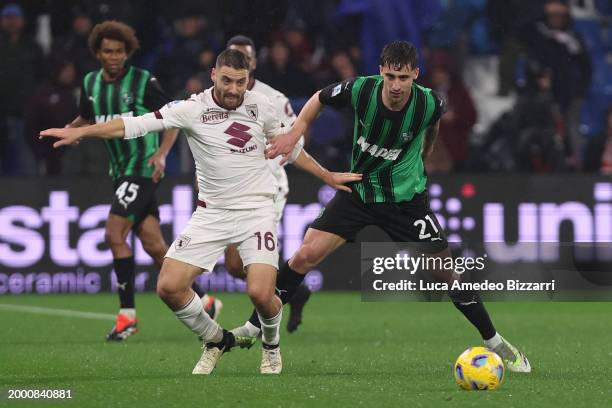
[247,41,531,373]
[66,21,219,341]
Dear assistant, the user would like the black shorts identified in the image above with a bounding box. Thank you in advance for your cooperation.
[310,190,448,253]
[110,176,159,229]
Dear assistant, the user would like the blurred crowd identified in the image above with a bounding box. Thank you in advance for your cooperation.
[0,0,611,176]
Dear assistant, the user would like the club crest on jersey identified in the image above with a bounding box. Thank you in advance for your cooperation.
[201,110,229,124]
[245,104,258,120]
[401,131,414,142]
[175,235,191,250]
[121,92,134,105]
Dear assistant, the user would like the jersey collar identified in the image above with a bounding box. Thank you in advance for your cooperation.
[100,65,132,83]
[377,81,414,119]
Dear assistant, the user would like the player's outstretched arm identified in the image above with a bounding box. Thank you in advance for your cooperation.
[66,115,93,128]
[42,101,186,149]
[293,149,362,192]
[40,118,126,148]
[266,91,324,159]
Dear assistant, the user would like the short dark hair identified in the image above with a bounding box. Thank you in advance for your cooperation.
[226,35,256,57]
[379,41,418,70]
[215,49,250,70]
[88,20,140,57]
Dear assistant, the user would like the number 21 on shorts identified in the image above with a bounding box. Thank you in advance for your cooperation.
[413,214,440,240]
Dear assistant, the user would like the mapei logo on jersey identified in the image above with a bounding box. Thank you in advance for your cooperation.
[245,104,258,120]
[174,235,191,250]
[357,136,401,161]
[95,111,134,124]
[201,110,229,124]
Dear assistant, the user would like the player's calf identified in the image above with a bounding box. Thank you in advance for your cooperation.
[246,263,283,353]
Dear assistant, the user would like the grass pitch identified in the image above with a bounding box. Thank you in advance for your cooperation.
[1,293,611,408]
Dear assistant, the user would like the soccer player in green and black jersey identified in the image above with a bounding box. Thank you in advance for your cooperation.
[240,41,531,372]
[68,21,220,341]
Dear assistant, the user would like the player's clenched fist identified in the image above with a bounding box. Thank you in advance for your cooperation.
[265,126,302,159]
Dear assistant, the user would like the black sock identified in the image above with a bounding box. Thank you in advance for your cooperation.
[191,282,205,298]
[114,256,135,309]
[247,261,306,329]
[276,261,307,303]
[449,290,496,340]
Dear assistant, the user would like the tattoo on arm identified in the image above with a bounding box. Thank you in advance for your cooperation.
[422,120,440,159]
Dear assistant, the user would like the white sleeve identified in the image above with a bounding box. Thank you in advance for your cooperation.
[287,135,304,163]
[262,96,303,163]
[262,98,283,139]
[276,94,297,127]
[278,95,302,163]
[122,99,198,139]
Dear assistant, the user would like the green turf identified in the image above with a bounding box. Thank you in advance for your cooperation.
[1,293,611,408]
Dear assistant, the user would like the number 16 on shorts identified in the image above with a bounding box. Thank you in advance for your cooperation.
[254,231,276,251]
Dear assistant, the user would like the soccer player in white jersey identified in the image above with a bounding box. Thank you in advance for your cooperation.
[40,50,361,375]
[225,35,312,337]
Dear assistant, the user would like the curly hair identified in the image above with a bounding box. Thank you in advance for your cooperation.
[88,20,140,57]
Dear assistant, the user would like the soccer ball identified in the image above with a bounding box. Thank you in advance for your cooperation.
[454,347,505,390]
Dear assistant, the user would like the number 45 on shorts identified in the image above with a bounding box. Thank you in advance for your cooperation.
[115,181,140,210]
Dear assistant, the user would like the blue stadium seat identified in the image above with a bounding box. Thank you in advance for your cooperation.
[581,90,612,136]
[573,18,604,55]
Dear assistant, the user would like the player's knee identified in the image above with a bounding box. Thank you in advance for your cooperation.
[292,243,322,272]
[155,277,171,300]
[141,239,166,260]
[104,230,114,245]
[104,228,125,248]
[156,270,178,301]
[247,285,273,310]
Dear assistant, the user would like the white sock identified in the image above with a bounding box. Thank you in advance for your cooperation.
[119,308,136,319]
[244,321,261,337]
[258,309,282,346]
[175,294,223,343]
[230,321,261,338]
[484,332,502,349]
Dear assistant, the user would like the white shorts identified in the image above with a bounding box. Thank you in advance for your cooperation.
[165,205,279,272]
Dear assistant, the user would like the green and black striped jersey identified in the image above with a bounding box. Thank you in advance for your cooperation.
[319,75,443,203]
[79,66,170,180]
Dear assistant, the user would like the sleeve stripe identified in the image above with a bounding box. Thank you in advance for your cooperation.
[154,110,163,119]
